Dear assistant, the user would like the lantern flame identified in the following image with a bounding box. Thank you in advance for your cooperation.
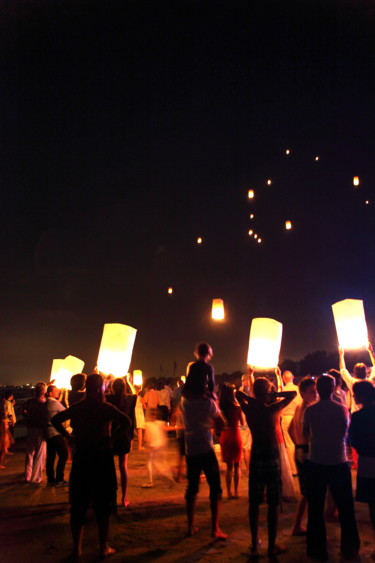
[197,237,202,244]
[97,323,137,377]
[248,189,254,199]
[168,287,173,294]
[212,298,225,321]
[247,318,283,369]
[285,220,292,230]
[332,299,368,349]
[353,176,360,187]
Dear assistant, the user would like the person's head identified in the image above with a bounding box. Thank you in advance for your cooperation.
[70,373,86,392]
[4,390,13,401]
[328,369,341,388]
[282,370,294,385]
[219,383,236,416]
[253,377,272,402]
[316,374,335,399]
[353,363,367,380]
[353,380,375,406]
[194,341,213,362]
[85,373,105,402]
[112,377,126,397]
[35,382,46,398]
[47,385,60,399]
[299,377,317,406]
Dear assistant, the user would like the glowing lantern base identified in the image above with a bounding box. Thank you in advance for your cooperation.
[133,370,143,386]
[212,298,225,321]
[247,318,283,369]
[332,299,368,349]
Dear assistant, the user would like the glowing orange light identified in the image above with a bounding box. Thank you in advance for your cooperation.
[248,229,253,236]
[315,156,320,161]
[250,214,254,219]
[257,238,262,243]
[267,179,272,185]
[285,220,292,230]
[254,234,258,239]
[353,176,360,186]
[133,370,143,386]
[212,298,225,321]
[181,375,186,384]
[285,149,290,155]
[51,356,85,389]
[332,299,368,349]
[197,237,202,244]
[248,189,255,199]
[247,318,283,369]
[168,287,173,294]
[97,324,137,377]
[365,200,370,205]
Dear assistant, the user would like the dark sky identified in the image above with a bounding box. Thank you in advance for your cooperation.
[1,0,375,384]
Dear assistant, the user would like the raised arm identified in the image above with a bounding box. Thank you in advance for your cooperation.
[275,366,283,392]
[367,341,375,368]
[338,346,346,371]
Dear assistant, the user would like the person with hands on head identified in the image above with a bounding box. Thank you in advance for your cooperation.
[236,366,297,558]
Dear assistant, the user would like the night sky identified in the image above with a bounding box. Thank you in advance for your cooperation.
[1,0,375,385]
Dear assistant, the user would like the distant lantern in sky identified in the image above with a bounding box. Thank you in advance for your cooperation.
[267,179,272,185]
[332,299,368,349]
[197,237,202,244]
[212,298,225,321]
[257,238,262,243]
[285,220,292,230]
[97,323,137,377]
[168,287,173,294]
[285,149,290,155]
[365,200,370,205]
[250,213,254,219]
[247,318,283,369]
[315,156,320,161]
[254,233,258,239]
[133,369,143,386]
[353,176,360,186]
[248,189,255,199]
[248,229,253,236]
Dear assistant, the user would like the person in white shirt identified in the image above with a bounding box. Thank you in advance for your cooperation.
[303,374,360,561]
[280,370,300,475]
[45,385,68,486]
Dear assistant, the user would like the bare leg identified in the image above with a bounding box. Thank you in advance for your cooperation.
[267,504,286,556]
[186,496,197,536]
[234,462,240,497]
[249,502,260,551]
[369,503,375,533]
[70,514,84,558]
[147,450,154,484]
[137,428,144,450]
[210,496,228,539]
[292,496,307,535]
[118,454,129,507]
[225,462,233,498]
[97,515,115,557]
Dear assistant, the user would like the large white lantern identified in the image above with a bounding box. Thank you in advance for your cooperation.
[97,323,137,377]
[212,298,225,320]
[50,359,64,383]
[247,318,283,369]
[332,299,368,349]
[133,369,143,386]
[51,356,85,389]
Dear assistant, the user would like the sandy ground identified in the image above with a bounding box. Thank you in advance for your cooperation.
[1,437,374,563]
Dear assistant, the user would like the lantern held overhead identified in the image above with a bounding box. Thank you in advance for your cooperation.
[51,356,85,389]
[332,299,368,349]
[247,318,283,369]
[97,323,137,377]
[212,298,225,321]
[50,359,64,384]
[133,370,143,386]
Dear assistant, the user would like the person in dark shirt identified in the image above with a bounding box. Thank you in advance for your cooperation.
[52,373,131,559]
[183,342,215,398]
[23,382,48,483]
[237,372,296,557]
[68,373,86,406]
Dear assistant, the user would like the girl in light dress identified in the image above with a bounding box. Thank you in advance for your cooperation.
[0,409,12,468]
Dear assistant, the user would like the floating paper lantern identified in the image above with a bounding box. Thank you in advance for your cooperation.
[332,299,368,349]
[212,298,225,321]
[97,323,137,377]
[365,200,370,205]
[267,179,272,185]
[50,359,64,384]
[248,189,254,199]
[247,318,283,369]
[197,237,202,244]
[254,233,258,239]
[285,220,292,230]
[353,176,360,186]
[315,156,320,161]
[248,229,253,236]
[250,214,254,219]
[285,149,290,155]
[51,356,85,389]
[168,287,173,294]
[257,238,262,243]
[133,369,143,386]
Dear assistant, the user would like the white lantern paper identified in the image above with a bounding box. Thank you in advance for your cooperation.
[133,369,143,386]
[50,359,64,383]
[52,356,85,389]
[212,298,225,320]
[247,318,283,369]
[332,299,368,349]
[97,323,137,377]
[353,176,360,187]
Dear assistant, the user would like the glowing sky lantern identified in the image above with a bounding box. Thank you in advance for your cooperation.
[332,299,368,349]
[197,237,202,244]
[267,179,272,185]
[168,287,173,294]
[254,233,258,239]
[285,149,290,155]
[133,369,143,386]
[257,238,262,243]
[250,213,254,219]
[365,200,370,205]
[315,156,320,161]
[247,318,283,369]
[248,229,253,236]
[353,176,360,186]
[285,220,292,230]
[212,298,225,321]
[248,189,254,199]
[51,356,85,389]
[50,359,64,384]
[97,323,137,377]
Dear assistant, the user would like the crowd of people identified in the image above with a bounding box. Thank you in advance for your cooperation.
[1,340,375,560]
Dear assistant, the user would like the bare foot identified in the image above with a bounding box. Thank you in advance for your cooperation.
[187,526,199,537]
[267,544,287,557]
[251,539,261,553]
[100,546,116,558]
[122,499,130,508]
[212,528,228,540]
